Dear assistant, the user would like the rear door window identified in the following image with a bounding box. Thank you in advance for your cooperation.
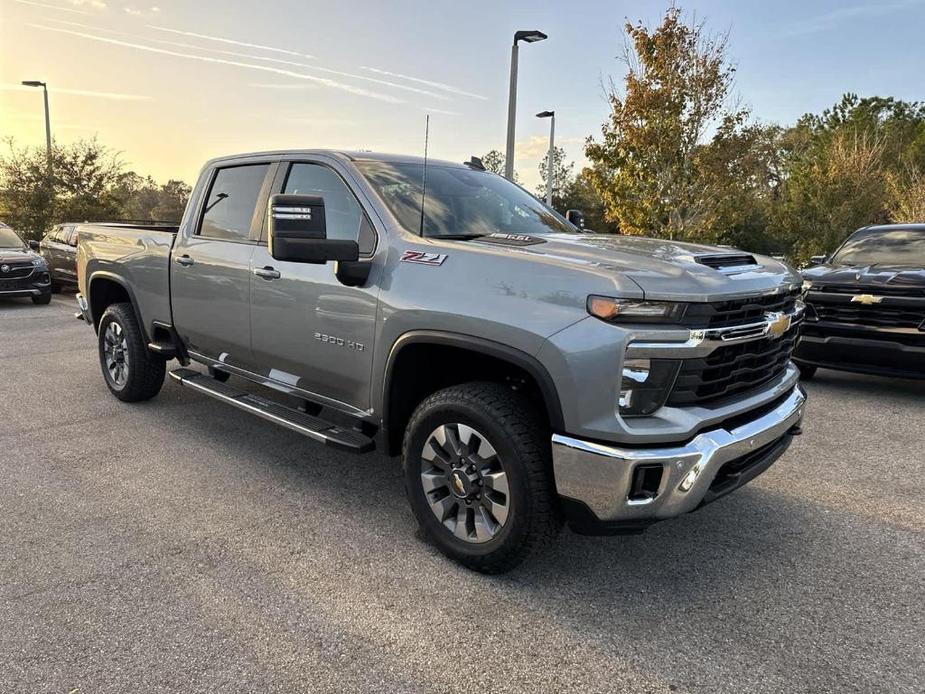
[199,164,270,242]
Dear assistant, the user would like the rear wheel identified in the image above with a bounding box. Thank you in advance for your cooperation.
[402,382,561,574]
[98,303,166,402]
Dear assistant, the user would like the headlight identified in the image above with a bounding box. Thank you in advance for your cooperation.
[588,296,686,323]
[32,258,47,268]
[619,358,681,416]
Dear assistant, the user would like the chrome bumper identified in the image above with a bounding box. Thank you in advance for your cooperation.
[552,385,806,524]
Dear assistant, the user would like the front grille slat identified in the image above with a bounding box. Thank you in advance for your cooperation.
[813,304,924,329]
[666,288,802,408]
[0,262,35,280]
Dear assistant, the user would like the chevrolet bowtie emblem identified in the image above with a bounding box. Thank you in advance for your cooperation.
[765,312,791,339]
[850,294,883,305]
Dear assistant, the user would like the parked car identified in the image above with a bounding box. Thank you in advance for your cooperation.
[0,223,52,305]
[796,224,925,380]
[75,150,807,573]
[39,223,80,292]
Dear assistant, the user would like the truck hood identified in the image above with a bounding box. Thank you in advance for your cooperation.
[473,233,801,301]
[803,263,925,291]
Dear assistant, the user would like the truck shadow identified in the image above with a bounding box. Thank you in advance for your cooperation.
[802,368,923,402]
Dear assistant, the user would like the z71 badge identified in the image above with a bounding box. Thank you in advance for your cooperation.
[401,250,447,266]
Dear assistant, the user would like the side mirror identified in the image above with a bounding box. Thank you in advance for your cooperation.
[566,209,586,230]
[807,255,827,267]
[268,194,359,264]
[28,240,40,250]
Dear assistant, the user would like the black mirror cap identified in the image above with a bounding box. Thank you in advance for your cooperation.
[28,239,40,250]
[273,238,360,264]
[808,255,827,266]
[566,209,586,230]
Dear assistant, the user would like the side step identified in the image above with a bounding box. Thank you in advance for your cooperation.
[169,368,374,453]
[148,341,178,358]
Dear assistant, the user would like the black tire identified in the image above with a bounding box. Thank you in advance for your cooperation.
[208,366,231,383]
[796,362,818,381]
[402,382,562,574]
[31,292,52,305]
[98,303,166,402]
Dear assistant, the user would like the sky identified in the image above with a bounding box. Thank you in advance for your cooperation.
[2,0,925,191]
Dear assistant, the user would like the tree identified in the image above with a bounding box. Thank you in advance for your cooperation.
[559,166,619,233]
[585,6,750,241]
[536,146,575,209]
[0,137,190,239]
[888,166,925,223]
[480,150,518,182]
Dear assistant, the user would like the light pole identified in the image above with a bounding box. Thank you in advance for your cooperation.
[536,110,555,206]
[22,80,52,175]
[504,30,547,180]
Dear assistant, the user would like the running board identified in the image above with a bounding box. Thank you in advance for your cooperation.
[169,368,374,453]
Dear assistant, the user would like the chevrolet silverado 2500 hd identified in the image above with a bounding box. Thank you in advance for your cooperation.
[76,150,807,573]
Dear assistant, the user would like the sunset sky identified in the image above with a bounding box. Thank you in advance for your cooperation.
[2,0,925,189]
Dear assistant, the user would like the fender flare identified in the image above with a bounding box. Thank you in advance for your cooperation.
[86,268,148,342]
[381,330,565,432]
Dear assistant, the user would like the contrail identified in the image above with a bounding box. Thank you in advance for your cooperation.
[13,0,90,13]
[30,24,404,103]
[0,83,151,100]
[48,19,448,100]
[147,25,315,60]
[361,66,487,100]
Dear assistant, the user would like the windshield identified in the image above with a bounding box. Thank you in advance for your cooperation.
[0,226,25,249]
[356,161,576,237]
[831,227,925,266]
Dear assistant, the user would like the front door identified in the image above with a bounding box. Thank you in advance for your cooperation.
[171,162,273,369]
[249,160,380,411]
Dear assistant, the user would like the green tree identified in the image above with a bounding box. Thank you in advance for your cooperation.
[559,166,619,234]
[480,150,518,182]
[585,6,749,241]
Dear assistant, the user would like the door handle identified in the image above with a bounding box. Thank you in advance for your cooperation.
[175,255,194,267]
[253,266,281,280]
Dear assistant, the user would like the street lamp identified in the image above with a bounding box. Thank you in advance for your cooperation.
[536,110,555,206]
[504,30,547,180]
[21,80,52,175]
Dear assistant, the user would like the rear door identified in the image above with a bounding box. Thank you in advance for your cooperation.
[171,162,275,370]
[249,158,381,411]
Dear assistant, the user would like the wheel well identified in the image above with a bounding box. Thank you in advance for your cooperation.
[384,342,556,456]
[88,277,132,331]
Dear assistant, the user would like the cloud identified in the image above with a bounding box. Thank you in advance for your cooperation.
[124,5,160,17]
[515,136,583,160]
[147,25,315,60]
[784,1,922,36]
[13,0,91,14]
[69,0,106,8]
[0,82,151,100]
[30,24,404,103]
[360,67,487,100]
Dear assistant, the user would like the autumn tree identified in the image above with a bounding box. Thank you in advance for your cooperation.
[585,6,750,241]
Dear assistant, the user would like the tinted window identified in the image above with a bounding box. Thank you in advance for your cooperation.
[832,227,925,266]
[283,163,374,254]
[356,161,576,238]
[200,164,269,241]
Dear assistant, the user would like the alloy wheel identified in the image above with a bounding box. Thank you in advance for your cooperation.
[103,321,130,389]
[420,423,510,543]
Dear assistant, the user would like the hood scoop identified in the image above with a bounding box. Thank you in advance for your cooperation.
[694,253,759,273]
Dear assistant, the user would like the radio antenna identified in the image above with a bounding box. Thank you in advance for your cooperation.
[419,114,430,237]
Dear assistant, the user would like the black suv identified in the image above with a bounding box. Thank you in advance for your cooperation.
[795,224,925,379]
[0,223,52,305]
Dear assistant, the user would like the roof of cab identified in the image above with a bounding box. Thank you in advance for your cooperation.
[204,149,468,169]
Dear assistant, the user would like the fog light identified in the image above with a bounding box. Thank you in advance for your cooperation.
[678,464,702,493]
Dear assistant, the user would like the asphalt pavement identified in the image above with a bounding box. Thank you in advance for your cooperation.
[1,294,923,693]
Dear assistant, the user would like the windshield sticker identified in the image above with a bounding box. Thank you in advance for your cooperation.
[401,250,447,266]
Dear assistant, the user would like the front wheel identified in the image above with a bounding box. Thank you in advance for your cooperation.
[31,292,52,305]
[98,303,166,402]
[402,382,562,574]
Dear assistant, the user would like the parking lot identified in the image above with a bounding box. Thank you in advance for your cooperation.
[1,294,923,693]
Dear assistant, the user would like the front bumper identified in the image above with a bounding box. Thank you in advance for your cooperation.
[0,271,51,299]
[795,325,925,379]
[552,385,806,534]
[75,292,92,323]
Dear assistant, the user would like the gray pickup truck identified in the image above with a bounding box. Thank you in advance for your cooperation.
[76,150,807,573]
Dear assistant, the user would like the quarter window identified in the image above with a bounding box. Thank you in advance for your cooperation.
[199,164,270,241]
[283,163,375,254]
